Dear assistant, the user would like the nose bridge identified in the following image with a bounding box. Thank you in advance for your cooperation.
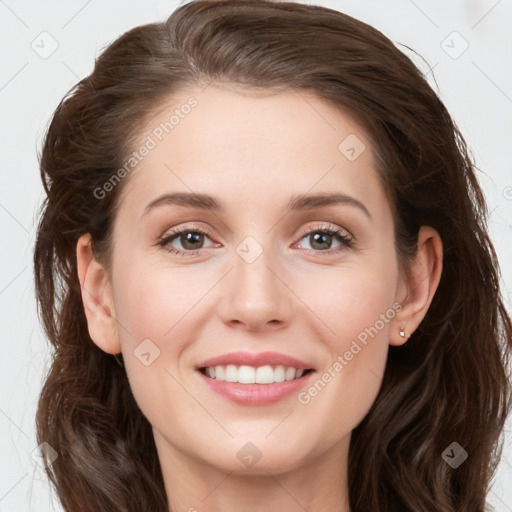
[236,237,275,293]
[218,231,294,329]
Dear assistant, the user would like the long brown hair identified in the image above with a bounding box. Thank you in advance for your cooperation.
[34,1,512,510]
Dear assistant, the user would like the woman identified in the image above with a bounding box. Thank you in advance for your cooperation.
[33,0,512,510]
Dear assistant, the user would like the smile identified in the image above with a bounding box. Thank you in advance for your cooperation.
[195,350,316,405]
[199,364,312,384]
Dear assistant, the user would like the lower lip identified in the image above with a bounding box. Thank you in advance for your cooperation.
[197,370,315,406]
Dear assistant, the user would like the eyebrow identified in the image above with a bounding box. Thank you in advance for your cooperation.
[142,191,371,219]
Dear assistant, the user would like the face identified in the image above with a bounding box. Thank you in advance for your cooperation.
[96,85,407,475]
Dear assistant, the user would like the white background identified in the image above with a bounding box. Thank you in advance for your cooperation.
[0,0,511,510]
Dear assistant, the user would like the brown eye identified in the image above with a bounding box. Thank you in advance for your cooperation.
[295,225,353,254]
[176,231,206,250]
[308,231,335,251]
[159,226,215,256]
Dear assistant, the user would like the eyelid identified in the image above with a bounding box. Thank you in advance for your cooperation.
[158,223,216,252]
[158,221,354,256]
[291,222,354,255]
[294,222,353,241]
[160,223,214,240]
[159,222,352,242]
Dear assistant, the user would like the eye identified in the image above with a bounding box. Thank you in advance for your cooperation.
[293,224,353,255]
[158,225,216,256]
[158,223,354,257]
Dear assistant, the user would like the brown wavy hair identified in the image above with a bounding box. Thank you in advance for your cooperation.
[34,1,512,510]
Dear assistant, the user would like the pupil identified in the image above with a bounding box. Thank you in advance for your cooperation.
[311,232,331,250]
[182,232,203,249]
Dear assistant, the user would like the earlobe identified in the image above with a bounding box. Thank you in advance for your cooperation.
[390,225,443,346]
[76,233,121,354]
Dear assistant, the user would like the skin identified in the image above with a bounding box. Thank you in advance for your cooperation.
[76,85,442,512]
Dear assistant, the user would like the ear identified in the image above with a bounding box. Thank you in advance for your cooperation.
[76,233,121,354]
[390,225,443,346]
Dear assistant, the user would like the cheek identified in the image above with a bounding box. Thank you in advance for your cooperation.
[111,260,214,407]
[297,259,398,349]
[113,259,208,343]
[292,263,397,429]
[114,300,189,392]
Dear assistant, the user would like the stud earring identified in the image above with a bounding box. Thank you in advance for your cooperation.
[399,327,410,339]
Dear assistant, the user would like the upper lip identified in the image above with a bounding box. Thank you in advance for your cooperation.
[196,351,314,370]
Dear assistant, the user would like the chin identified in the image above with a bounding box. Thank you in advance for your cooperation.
[198,436,316,475]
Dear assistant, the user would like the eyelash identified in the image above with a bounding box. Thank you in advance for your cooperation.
[158,223,354,258]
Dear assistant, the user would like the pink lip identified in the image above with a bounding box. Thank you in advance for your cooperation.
[195,351,314,370]
[197,370,315,406]
[195,351,315,406]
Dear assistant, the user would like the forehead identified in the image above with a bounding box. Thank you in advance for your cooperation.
[114,85,388,225]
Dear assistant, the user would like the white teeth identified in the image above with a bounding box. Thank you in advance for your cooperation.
[273,365,285,382]
[225,364,238,382]
[202,364,308,384]
[255,365,276,384]
[239,365,256,384]
[285,367,296,381]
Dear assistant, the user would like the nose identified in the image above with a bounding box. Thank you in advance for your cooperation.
[217,245,294,332]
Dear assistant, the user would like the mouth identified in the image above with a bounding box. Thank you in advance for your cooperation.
[198,364,315,384]
[194,351,317,405]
